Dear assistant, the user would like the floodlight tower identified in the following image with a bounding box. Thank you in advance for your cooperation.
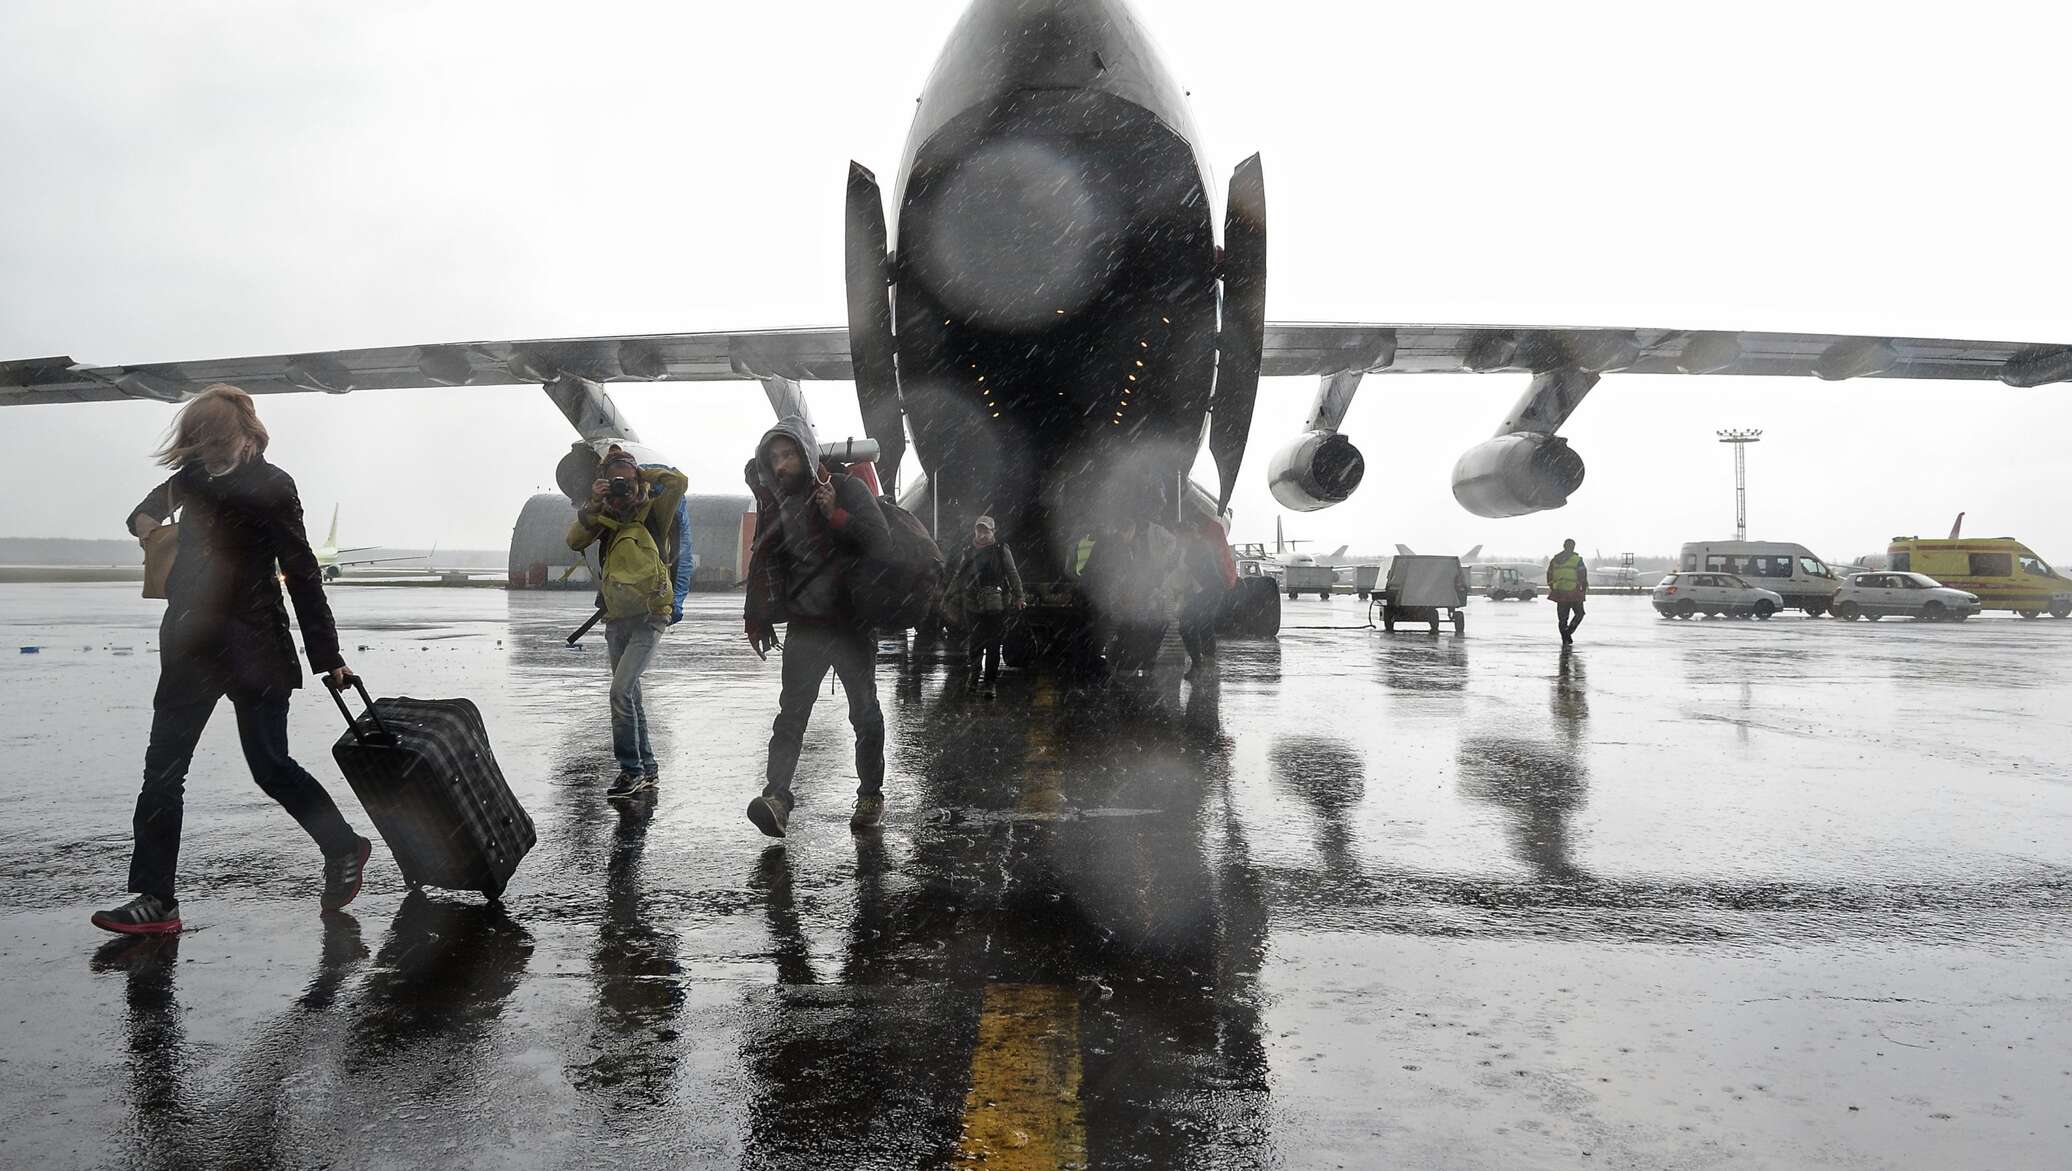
[1716,429,1762,541]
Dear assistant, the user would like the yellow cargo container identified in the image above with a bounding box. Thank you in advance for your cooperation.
[1886,537,2072,618]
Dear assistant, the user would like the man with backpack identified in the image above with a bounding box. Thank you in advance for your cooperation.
[742,417,893,838]
[946,515,1025,691]
[567,447,689,799]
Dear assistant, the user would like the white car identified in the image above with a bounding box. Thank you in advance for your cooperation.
[1652,572,1786,620]
[1832,572,1982,622]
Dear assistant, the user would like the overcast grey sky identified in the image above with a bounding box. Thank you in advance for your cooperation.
[4,1,2069,563]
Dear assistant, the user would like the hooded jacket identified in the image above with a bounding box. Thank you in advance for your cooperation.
[743,415,889,630]
[127,458,344,706]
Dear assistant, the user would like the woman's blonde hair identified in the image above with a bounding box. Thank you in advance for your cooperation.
[154,384,270,469]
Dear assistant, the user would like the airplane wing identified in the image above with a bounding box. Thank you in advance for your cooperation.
[11,320,2068,407]
[1259,323,2072,386]
[335,554,426,568]
[0,327,854,407]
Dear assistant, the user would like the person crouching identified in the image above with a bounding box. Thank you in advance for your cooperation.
[742,417,891,838]
[567,447,689,799]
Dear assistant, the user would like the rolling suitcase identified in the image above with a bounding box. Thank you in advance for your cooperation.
[326,677,535,898]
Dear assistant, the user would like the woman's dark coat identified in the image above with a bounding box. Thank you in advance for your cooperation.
[128,458,344,707]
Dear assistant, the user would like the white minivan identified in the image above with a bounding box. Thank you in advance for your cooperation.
[1676,541,1842,617]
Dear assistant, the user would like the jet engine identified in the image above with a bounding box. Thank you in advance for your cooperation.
[1451,433,1586,518]
[1266,430,1366,512]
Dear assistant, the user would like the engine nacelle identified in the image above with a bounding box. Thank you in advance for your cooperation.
[1267,430,1366,512]
[1451,433,1586,518]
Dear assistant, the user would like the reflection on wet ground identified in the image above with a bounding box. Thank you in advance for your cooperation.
[4,585,2072,1168]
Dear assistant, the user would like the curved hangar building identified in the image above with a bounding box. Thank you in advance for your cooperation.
[508,493,752,591]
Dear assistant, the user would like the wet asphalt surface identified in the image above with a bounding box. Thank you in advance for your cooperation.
[2,584,2070,1169]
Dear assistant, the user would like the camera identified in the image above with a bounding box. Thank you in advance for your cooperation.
[604,477,636,500]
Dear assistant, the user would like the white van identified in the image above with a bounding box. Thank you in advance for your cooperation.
[1676,540,1842,616]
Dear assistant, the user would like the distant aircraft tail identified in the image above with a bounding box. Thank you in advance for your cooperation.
[1394,543,1415,557]
[1949,511,1965,539]
[1460,544,1484,563]
[325,505,339,550]
[1327,544,1349,561]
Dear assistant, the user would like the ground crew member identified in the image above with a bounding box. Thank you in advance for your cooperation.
[1547,538,1589,645]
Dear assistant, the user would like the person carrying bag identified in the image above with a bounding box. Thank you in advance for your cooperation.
[92,384,373,936]
[946,515,1025,688]
[566,447,689,799]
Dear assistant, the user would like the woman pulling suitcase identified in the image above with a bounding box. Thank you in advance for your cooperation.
[92,384,373,935]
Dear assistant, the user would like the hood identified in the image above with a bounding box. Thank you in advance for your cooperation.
[754,415,823,496]
[755,414,821,493]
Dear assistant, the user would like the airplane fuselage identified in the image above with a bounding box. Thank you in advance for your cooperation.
[888,0,1221,572]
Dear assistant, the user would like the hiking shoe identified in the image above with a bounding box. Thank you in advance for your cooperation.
[91,894,181,936]
[642,766,661,784]
[321,835,374,912]
[850,794,885,832]
[607,770,651,800]
[747,794,790,839]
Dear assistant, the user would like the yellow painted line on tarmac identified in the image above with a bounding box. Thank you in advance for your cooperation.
[953,983,1086,1170]
[1019,678,1068,816]
[951,678,1086,1168]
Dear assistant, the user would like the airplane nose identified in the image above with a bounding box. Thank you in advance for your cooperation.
[903,136,1126,333]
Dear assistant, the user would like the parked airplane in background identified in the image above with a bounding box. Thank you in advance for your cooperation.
[314,506,425,581]
[7,0,2072,647]
[1232,517,1347,582]
[1591,551,1646,589]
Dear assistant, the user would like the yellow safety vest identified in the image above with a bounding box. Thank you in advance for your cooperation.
[1548,552,1584,592]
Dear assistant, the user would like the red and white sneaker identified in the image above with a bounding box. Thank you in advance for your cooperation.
[90,894,182,936]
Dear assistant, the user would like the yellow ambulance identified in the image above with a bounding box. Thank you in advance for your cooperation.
[1886,537,2072,618]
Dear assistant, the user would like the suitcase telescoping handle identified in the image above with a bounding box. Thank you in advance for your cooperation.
[325,674,395,745]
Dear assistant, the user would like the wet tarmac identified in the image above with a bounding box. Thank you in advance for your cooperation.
[3,584,2070,1169]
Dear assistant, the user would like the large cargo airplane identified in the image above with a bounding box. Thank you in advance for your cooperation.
[6,0,2070,641]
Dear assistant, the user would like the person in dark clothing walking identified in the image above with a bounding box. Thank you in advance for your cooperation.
[742,415,892,839]
[93,384,371,935]
[947,515,1025,688]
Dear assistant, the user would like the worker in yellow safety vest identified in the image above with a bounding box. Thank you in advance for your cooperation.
[1546,538,1590,646]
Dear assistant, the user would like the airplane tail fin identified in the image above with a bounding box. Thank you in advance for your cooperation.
[1394,543,1415,557]
[1461,544,1483,563]
[325,505,339,550]
[1949,511,1965,539]
[1328,544,1349,560]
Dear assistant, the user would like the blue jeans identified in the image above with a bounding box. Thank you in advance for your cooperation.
[605,616,667,775]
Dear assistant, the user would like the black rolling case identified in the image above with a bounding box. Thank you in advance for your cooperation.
[326,678,535,898]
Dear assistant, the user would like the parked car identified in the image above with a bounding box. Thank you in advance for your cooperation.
[1651,572,1786,620]
[1832,572,1982,622]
